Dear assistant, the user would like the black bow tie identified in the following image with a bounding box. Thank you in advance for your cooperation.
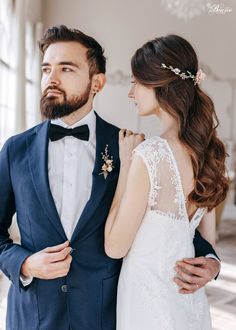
[49,123,90,141]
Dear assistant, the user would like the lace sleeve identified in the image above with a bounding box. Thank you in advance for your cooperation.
[133,138,162,208]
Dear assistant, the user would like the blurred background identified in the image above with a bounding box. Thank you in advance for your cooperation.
[0,0,236,329]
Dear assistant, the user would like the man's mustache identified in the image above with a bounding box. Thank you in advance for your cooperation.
[43,86,66,97]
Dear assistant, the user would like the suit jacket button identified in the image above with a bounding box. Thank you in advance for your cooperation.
[61,285,67,293]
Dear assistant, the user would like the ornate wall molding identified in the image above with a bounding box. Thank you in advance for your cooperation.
[106,70,130,86]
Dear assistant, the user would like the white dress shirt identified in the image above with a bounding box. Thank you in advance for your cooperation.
[48,110,96,240]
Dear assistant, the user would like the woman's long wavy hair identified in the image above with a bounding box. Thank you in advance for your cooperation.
[131,35,229,211]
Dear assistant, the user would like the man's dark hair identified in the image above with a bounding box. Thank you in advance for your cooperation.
[39,25,106,77]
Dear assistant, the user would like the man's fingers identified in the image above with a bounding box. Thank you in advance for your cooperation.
[175,261,205,277]
[44,241,69,253]
[175,258,220,286]
[39,254,73,279]
[47,247,72,263]
[179,288,196,294]
[174,277,199,293]
[182,257,206,265]
[174,266,204,285]
[46,254,72,273]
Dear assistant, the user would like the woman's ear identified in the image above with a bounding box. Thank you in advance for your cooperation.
[92,73,106,94]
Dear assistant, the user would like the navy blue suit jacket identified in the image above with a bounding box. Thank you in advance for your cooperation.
[0,113,217,330]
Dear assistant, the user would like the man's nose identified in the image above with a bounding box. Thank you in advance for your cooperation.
[48,69,60,85]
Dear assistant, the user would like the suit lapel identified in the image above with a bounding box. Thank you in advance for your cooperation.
[70,113,119,243]
[27,121,67,240]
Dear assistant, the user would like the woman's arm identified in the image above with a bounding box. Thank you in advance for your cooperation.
[104,130,148,259]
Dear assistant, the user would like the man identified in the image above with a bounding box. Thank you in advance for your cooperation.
[0,25,220,330]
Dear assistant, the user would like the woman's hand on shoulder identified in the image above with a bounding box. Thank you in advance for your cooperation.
[119,129,145,170]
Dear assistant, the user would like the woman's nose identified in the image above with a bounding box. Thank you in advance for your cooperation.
[128,86,134,98]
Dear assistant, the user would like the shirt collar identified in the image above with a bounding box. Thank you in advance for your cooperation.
[51,110,96,142]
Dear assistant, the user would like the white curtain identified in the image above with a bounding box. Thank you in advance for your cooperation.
[0,0,42,148]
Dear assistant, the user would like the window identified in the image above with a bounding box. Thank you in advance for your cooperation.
[0,0,42,148]
[0,0,15,146]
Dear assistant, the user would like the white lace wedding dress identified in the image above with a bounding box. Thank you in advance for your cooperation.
[116,136,212,330]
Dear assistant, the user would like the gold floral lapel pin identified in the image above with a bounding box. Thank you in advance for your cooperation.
[99,144,114,179]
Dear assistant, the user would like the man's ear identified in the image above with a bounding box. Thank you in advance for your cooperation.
[92,73,106,94]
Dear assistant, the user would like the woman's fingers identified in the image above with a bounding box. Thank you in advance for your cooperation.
[119,129,134,140]
[125,129,133,137]
[119,129,127,140]
[119,129,144,141]
[119,129,145,170]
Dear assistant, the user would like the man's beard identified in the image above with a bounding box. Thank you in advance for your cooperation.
[40,82,92,119]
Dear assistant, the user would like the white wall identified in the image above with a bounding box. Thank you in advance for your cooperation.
[27,0,42,23]
[42,0,236,141]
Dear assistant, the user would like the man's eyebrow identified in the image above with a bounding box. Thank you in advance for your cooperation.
[59,61,80,68]
[41,61,79,68]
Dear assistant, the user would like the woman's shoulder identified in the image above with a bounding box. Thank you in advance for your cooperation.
[132,136,170,174]
[134,135,167,154]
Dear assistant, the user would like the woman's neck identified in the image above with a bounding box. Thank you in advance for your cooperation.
[159,109,179,140]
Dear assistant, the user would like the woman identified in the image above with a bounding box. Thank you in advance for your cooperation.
[104,35,229,329]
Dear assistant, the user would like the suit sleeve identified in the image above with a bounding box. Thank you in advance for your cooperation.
[194,229,220,279]
[0,138,33,292]
[193,230,219,259]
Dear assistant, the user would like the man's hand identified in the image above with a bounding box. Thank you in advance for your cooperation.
[21,241,73,280]
[173,257,220,294]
